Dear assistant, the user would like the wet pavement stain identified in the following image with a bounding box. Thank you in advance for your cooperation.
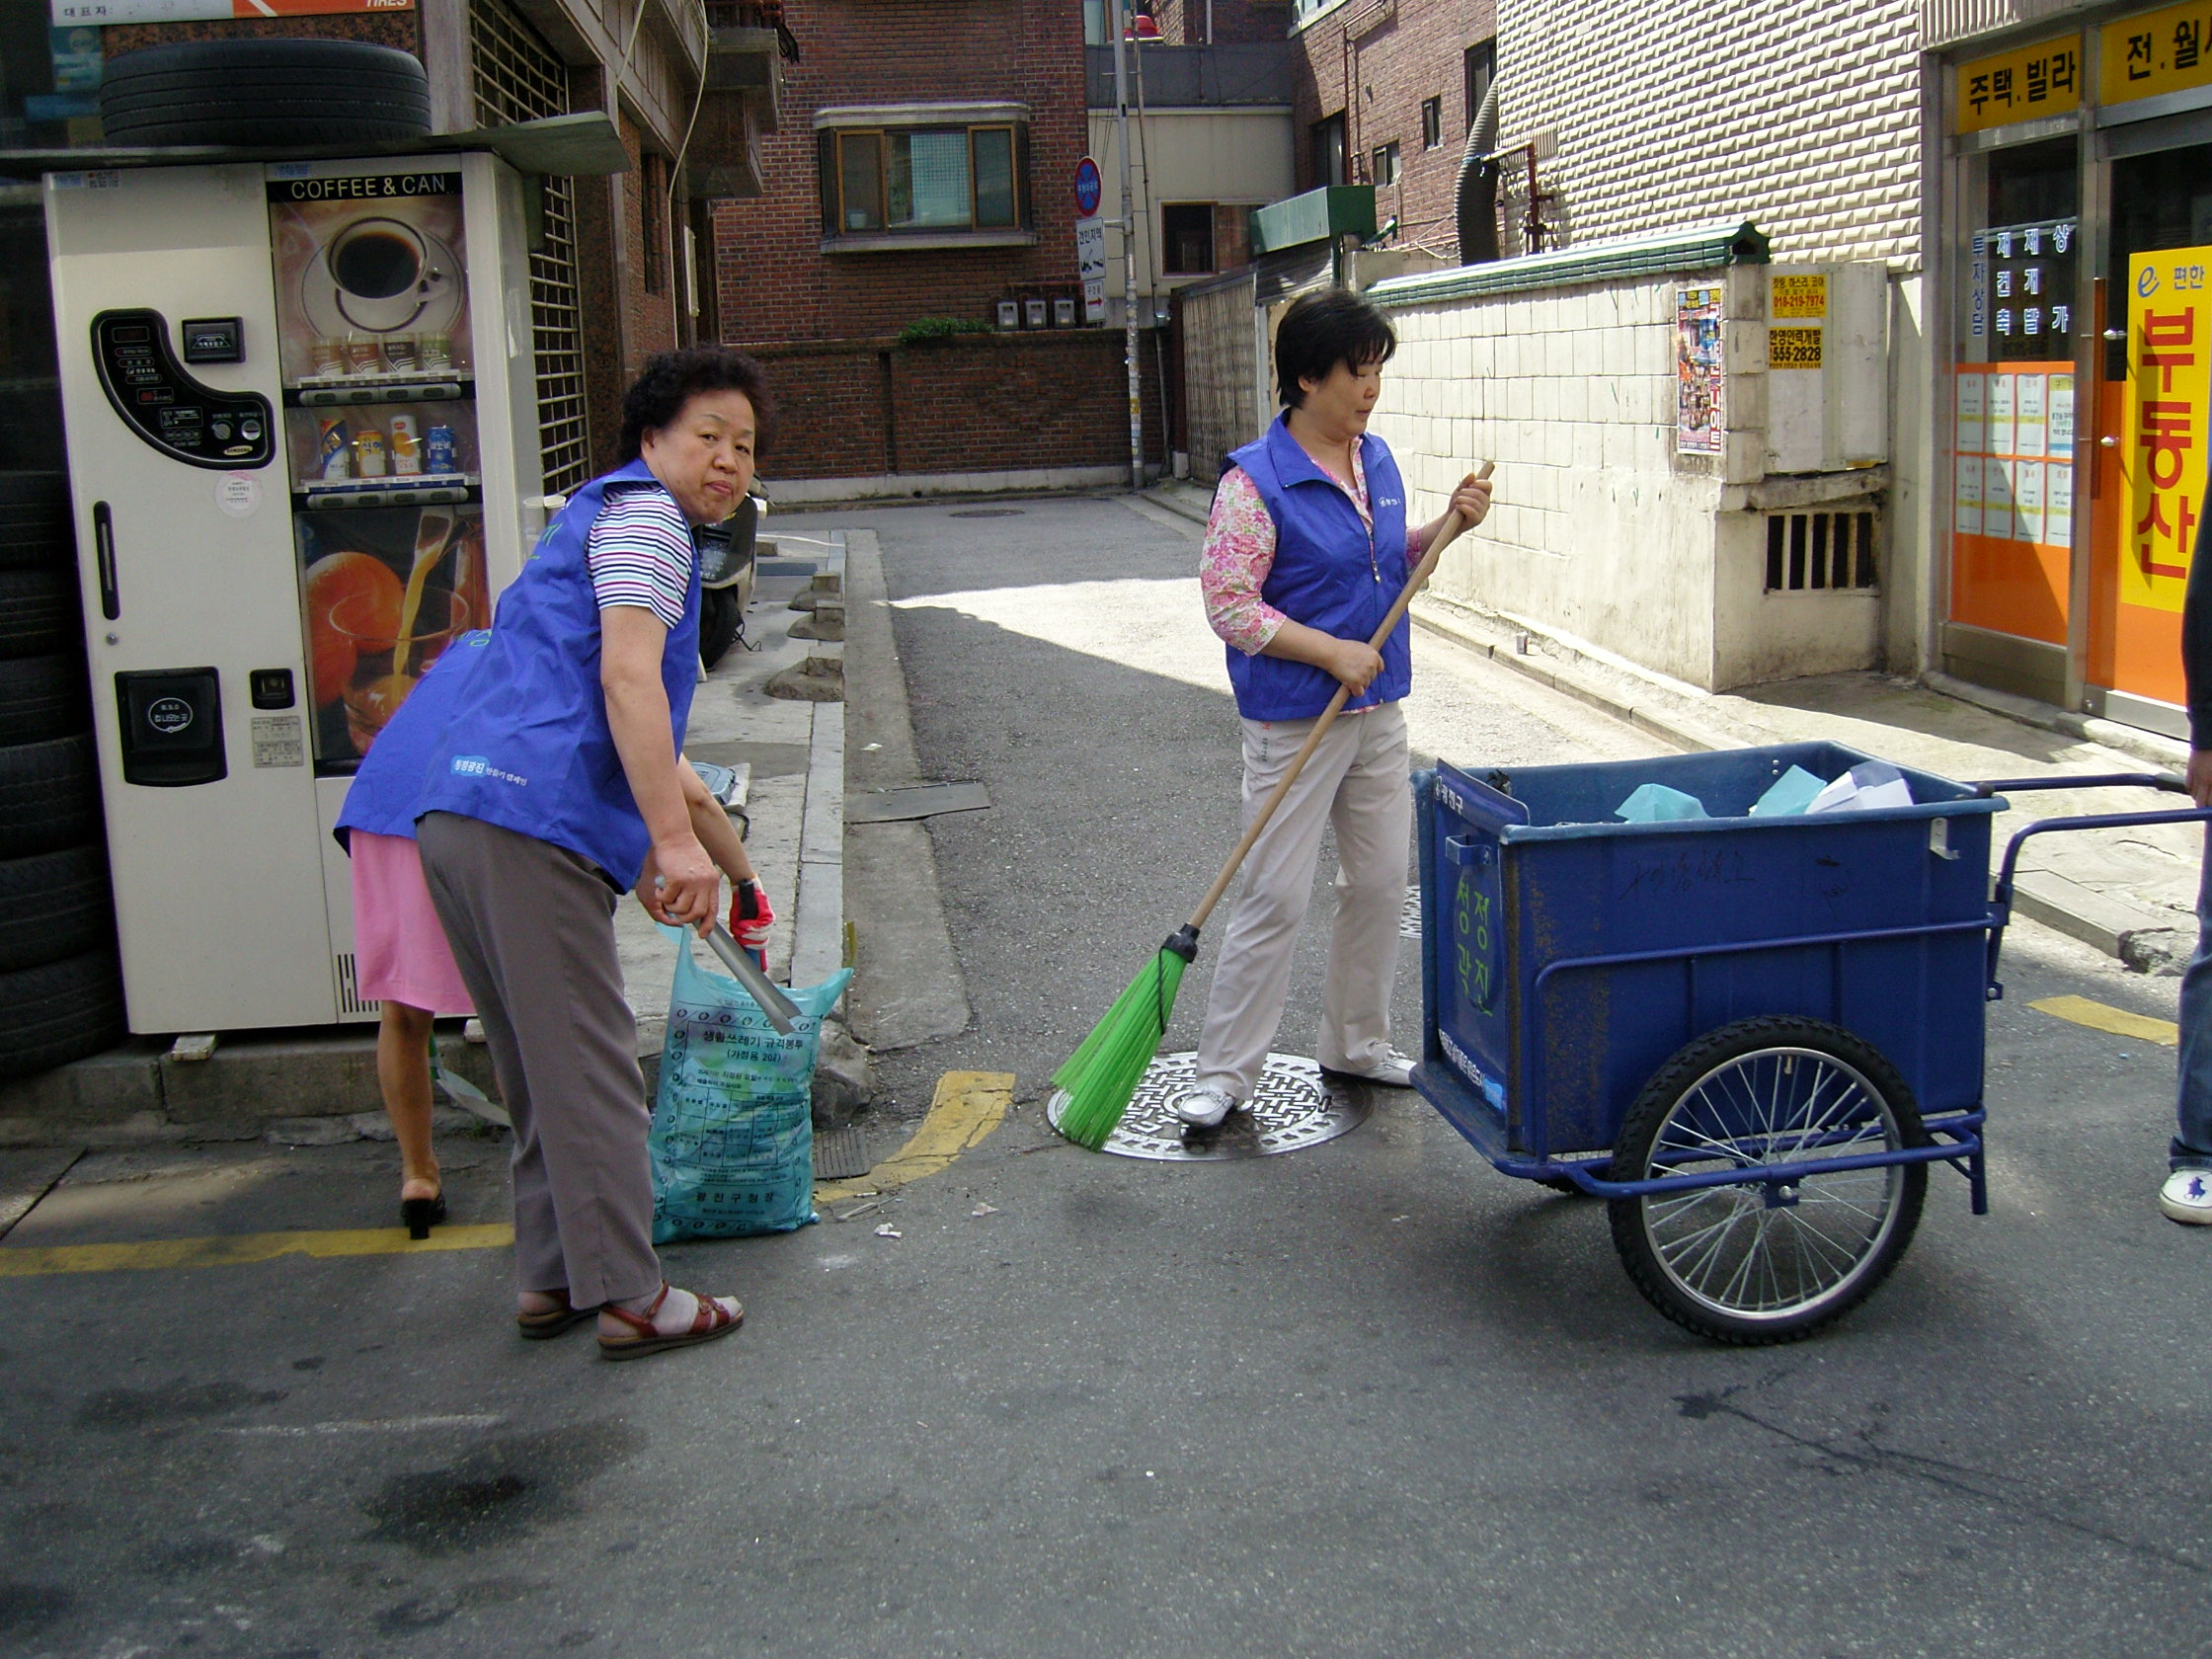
[76,1377,286,1431]
[0,1580,72,1636]
[361,1424,644,1558]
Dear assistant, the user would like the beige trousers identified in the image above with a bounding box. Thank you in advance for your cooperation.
[1193,700,1411,1100]
[416,812,663,1309]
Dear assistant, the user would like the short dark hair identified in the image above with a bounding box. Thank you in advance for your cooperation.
[1274,287,1397,407]
[617,345,775,462]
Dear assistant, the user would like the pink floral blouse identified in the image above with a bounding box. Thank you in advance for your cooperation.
[1200,445,1427,655]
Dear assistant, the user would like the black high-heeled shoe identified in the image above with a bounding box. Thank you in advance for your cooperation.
[401,1193,447,1240]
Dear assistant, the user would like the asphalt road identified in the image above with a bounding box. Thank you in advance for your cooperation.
[2,494,2207,1658]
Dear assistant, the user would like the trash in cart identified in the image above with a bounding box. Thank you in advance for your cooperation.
[1413,740,2212,1347]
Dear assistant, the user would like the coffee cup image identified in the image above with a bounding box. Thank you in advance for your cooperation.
[317,216,459,335]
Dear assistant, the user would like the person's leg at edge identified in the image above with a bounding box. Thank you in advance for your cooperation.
[1187,714,1362,1119]
[376,1000,440,1206]
[419,813,738,1340]
[2167,827,2212,1222]
[1317,702,1412,1077]
[416,815,567,1308]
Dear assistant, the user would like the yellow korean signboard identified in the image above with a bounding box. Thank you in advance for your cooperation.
[2102,3,2212,107]
[1955,34,2082,131]
[2121,247,2212,612]
[1771,274,1826,319]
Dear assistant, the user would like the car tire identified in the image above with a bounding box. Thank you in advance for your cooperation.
[0,654,89,747]
[0,947,125,1078]
[100,40,431,148]
[0,735,101,860]
[0,843,113,973]
[0,567,79,660]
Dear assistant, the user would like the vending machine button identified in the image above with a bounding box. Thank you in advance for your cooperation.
[248,668,294,710]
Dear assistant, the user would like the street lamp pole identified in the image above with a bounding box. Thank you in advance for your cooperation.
[1111,0,1143,491]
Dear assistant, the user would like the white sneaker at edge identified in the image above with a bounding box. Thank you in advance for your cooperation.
[2160,1167,2212,1224]
[1321,1049,1418,1088]
[1174,1085,1238,1129]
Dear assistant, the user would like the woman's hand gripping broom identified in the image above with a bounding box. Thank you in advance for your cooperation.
[1051,466,1491,1149]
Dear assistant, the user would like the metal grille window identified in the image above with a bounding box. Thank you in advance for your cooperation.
[1765,511,1880,592]
[468,0,591,494]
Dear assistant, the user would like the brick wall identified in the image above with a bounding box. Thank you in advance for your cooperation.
[1289,0,1494,265]
[616,109,682,374]
[743,331,1165,481]
[709,0,1090,343]
[1504,0,1922,268]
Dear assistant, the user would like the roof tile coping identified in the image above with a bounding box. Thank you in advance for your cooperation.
[1366,218,1771,310]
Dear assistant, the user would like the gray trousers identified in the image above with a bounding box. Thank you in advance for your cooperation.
[1193,701,1411,1100]
[417,813,662,1308]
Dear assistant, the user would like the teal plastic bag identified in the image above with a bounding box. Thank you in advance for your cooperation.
[648,924,852,1242]
[1749,765,1825,818]
[1615,782,1708,822]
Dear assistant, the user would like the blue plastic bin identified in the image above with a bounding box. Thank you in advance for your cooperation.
[1414,742,2004,1173]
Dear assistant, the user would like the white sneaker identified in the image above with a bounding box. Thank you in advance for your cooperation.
[2160,1168,2212,1224]
[1322,1048,1417,1088]
[1174,1085,1238,1129]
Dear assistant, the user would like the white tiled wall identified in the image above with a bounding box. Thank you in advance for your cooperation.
[1507,1,1924,270]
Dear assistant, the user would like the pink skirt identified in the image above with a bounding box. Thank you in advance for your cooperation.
[350,830,476,1015]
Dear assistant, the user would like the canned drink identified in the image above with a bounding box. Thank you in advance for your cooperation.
[344,337,383,376]
[383,334,420,375]
[317,417,351,480]
[309,336,345,378]
[425,423,458,475]
[354,428,387,479]
[388,415,422,477]
[419,333,453,373]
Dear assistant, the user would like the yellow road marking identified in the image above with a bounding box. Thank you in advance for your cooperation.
[0,1070,1015,1279]
[2028,994,2179,1047]
[0,1223,515,1279]
[814,1069,1012,1206]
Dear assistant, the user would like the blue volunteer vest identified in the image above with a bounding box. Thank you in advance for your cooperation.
[1224,415,1411,722]
[412,457,702,887]
[333,627,491,846]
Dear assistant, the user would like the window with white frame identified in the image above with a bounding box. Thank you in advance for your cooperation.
[816,105,1029,242]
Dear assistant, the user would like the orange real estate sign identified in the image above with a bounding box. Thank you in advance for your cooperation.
[2122,247,2212,612]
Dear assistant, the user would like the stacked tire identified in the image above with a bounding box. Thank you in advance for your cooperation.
[0,474,123,1077]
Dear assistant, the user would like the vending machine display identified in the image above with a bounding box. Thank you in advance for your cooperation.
[46,154,543,1033]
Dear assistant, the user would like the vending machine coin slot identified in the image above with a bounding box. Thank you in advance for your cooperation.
[116,667,227,787]
[249,669,295,710]
[91,308,274,472]
[181,318,244,364]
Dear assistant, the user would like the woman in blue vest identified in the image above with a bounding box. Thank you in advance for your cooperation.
[409,346,769,1359]
[1178,288,1491,1129]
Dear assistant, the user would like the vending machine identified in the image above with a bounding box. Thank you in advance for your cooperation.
[44,153,543,1033]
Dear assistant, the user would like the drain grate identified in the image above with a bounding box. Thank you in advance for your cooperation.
[1048,1053,1369,1161]
[811,1126,873,1181]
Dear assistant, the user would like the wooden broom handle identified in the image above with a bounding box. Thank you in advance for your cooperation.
[1188,494,1481,932]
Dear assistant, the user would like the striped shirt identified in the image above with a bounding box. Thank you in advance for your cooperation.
[587,483,694,630]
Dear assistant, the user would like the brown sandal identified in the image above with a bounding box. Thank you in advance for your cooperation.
[596,1282,744,1361]
[516,1289,594,1340]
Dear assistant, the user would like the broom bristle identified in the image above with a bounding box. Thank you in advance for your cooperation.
[1055,947,1188,1150]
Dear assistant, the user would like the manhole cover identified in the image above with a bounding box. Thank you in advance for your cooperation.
[947,508,1025,517]
[1047,1052,1368,1161]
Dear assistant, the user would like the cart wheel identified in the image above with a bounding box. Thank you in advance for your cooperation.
[1607,1017,1927,1345]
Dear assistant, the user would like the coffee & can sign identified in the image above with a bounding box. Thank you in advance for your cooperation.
[1073,156,1104,218]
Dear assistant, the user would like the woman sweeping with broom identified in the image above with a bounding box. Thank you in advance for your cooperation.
[1168,286,1491,1128]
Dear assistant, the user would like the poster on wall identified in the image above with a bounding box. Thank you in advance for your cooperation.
[1675,285,1724,455]
[2122,245,2212,613]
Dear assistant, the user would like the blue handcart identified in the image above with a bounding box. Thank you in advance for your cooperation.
[1413,741,2209,1345]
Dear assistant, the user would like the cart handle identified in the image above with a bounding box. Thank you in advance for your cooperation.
[1973,771,2187,797]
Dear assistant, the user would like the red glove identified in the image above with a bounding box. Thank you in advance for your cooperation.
[731,879,775,966]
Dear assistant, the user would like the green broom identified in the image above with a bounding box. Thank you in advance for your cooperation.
[1053,481,1486,1149]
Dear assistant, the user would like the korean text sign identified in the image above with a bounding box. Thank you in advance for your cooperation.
[2123,248,2212,613]
[1955,34,2081,133]
[2100,2,2212,108]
